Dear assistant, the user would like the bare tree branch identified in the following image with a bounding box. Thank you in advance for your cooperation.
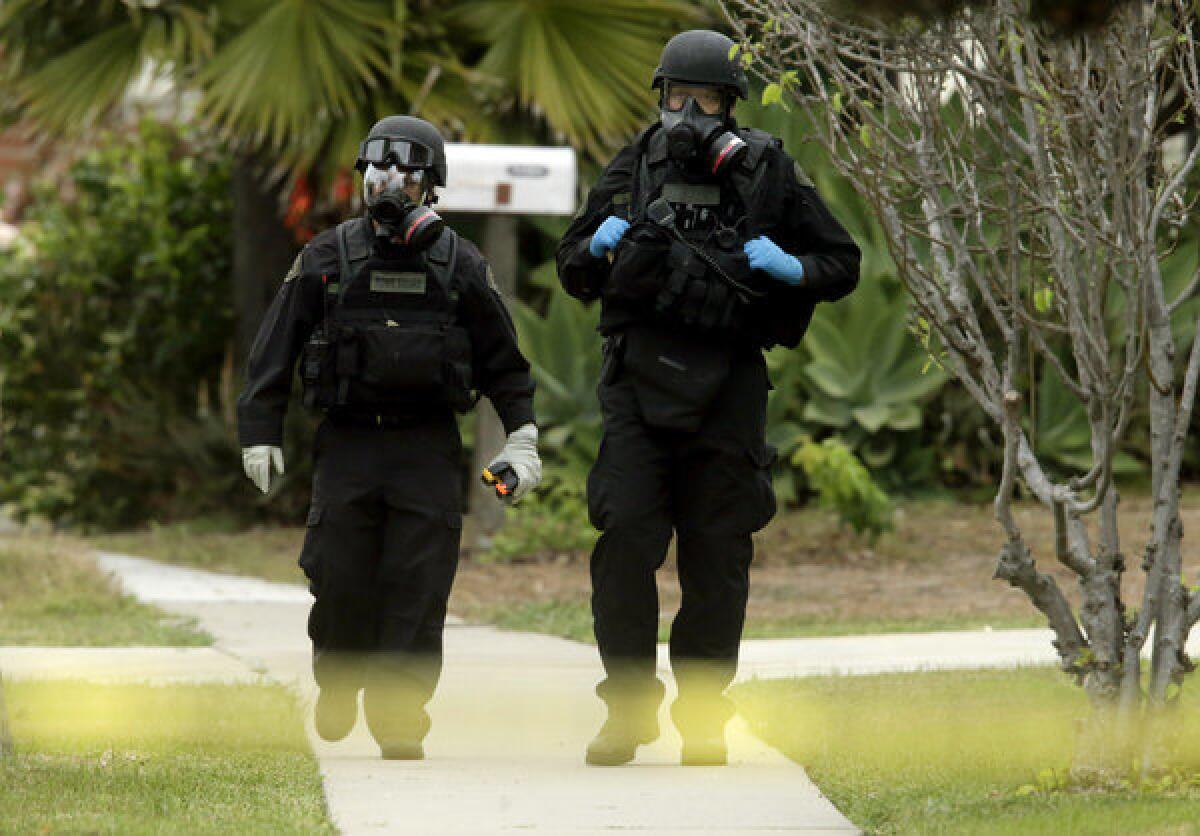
[725,0,1200,771]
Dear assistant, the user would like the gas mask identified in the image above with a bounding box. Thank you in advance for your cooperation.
[660,97,747,177]
[362,163,444,251]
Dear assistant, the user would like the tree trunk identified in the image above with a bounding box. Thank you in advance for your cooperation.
[467,215,520,547]
[232,154,299,367]
[1073,700,1129,783]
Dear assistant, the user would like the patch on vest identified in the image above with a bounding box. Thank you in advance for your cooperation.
[283,252,303,283]
[662,183,721,206]
[370,271,426,294]
[793,161,814,188]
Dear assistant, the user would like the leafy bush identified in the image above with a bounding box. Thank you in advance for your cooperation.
[0,120,235,527]
[793,436,894,540]
[766,271,946,495]
[482,271,604,562]
[800,279,943,442]
[511,262,605,486]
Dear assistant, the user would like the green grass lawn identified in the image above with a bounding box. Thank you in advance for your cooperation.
[477,598,1042,644]
[94,521,304,585]
[1,679,332,833]
[0,536,208,646]
[734,667,1200,835]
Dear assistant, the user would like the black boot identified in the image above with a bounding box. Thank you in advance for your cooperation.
[587,674,665,766]
[680,729,728,766]
[380,741,425,761]
[586,707,661,766]
[364,668,432,762]
[314,685,359,742]
[671,693,733,767]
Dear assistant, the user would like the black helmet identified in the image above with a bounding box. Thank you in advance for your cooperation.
[355,115,448,187]
[651,30,748,101]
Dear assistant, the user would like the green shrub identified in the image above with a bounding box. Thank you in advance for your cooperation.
[511,264,604,487]
[0,120,234,527]
[472,267,605,563]
[793,436,894,540]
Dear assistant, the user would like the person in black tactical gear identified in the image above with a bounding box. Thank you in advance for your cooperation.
[557,30,860,767]
[238,115,541,761]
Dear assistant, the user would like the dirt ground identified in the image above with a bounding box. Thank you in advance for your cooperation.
[451,491,1200,634]
[94,489,1200,637]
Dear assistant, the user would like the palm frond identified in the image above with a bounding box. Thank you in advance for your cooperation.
[0,1,214,135]
[454,0,708,155]
[197,0,398,153]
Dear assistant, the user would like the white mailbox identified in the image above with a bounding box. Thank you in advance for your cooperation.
[439,143,577,216]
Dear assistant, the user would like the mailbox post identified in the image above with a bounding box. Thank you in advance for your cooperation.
[438,144,577,545]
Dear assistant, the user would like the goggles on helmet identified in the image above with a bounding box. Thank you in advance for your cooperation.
[662,81,726,117]
[356,136,435,172]
[363,164,428,205]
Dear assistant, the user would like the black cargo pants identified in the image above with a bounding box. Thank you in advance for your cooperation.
[586,343,776,728]
[299,414,463,745]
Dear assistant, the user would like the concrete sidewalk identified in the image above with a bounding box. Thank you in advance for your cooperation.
[90,553,858,835]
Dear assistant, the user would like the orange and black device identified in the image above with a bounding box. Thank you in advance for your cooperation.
[481,462,520,500]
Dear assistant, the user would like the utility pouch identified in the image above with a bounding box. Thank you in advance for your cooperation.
[335,320,475,412]
[357,324,446,389]
[710,247,756,295]
[608,221,672,302]
[655,239,706,320]
[704,247,756,331]
[300,331,335,410]
[621,324,731,432]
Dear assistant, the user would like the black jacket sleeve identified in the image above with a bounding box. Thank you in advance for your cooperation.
[771,149,861,304]
[555,143,641,302]
[236,249,323,447]
[457,241,537,435]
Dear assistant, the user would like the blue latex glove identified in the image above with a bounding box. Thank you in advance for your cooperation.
[744,236,805,286]
[589,215,630,258]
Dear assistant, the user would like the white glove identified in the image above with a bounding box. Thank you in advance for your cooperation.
[242,445,285,494]
[485,423,542,504]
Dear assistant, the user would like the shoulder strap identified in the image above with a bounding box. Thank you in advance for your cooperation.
[728,129,776,237]
[423,227,461,316]
[335,218,373,307]
[632,125,668,223]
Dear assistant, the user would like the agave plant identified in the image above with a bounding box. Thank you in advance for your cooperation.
[1032,364,1144,480]
[798,276,947,470]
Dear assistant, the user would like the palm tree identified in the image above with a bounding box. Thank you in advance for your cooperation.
[0,0,703,356]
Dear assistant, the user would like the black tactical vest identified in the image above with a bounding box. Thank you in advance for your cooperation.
[607,125,778,334]
[301,218,475,414]
[629,124,778,234]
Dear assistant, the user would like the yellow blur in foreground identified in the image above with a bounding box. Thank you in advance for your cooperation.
[734,667,1200,834]
[6,679,304,752]
[1,679,333,833]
